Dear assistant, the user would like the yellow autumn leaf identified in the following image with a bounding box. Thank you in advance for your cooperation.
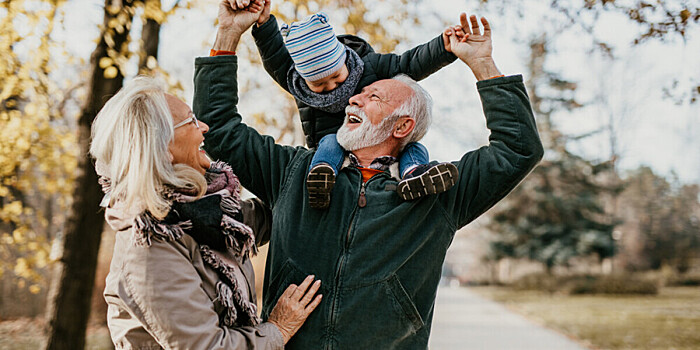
[99,56,113,68]
[35,250,49,268]
[29,284,41,294]
[147,56,157,69]
[12,227,27,242]
[104,66,118,79]
[14,259,28,277]
[4,201,23,217]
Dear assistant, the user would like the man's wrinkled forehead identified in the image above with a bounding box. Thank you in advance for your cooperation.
[359,79,412,102]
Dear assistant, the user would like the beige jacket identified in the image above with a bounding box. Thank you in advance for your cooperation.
[103,199,283,350]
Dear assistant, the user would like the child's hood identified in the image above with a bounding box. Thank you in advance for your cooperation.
[338,34,375,57]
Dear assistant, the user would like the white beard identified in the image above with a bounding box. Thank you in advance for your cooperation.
[336,106,395,151]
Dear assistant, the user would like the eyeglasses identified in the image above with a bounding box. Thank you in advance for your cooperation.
[174,114,200,129]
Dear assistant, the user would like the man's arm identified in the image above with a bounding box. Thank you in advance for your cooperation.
[440,75,543,229]
[251,14,295,92]
[367,33,457,81]
[197,2,306,205]
[439,14,544,229]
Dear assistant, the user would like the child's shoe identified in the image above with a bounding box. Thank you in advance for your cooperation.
[306,164,336,209]
[397,162,458,201]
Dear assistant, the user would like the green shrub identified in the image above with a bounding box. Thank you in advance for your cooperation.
[509,273,659,295]
[566,275,658,295]
[510,273,559,292]
[666,274,700,287]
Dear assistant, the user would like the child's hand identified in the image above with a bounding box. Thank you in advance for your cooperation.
[447,13,493,68]
[257,0,271,25]
[443,25,468,53]
[227,0,263,12]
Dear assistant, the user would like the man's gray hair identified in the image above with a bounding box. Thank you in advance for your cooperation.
[389,74,433,149]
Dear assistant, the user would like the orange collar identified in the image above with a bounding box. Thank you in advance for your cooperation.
[358,167,383,182]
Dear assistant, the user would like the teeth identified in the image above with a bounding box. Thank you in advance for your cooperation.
[349,116,362,123]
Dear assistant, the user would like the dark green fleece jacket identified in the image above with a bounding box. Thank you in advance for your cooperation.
[252,15,457,148]
[194,55,543,350]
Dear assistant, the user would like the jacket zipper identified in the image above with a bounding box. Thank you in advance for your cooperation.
[358,182,367,208]
[327,174,366,347]
[327,173,387,348]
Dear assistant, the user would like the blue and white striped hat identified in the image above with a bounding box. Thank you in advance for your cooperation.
[281,12,347,82]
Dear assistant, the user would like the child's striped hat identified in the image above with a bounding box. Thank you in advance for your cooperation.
[281,12,347,81]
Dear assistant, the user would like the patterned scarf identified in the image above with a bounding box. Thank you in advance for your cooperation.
[347,153,397,172]
[287,46,364,113]
[99,161,261,328]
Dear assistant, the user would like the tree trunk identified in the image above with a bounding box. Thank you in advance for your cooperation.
[44,0,134,348]
[138,0,161,74]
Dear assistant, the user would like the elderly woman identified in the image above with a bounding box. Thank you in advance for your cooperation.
[90,77,321,349]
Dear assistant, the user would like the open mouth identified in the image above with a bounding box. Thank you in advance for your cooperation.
[348,114,362,124]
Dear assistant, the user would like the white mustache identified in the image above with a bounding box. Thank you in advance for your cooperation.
[345,105,367,123]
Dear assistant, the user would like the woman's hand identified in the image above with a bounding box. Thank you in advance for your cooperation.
[267,275,322,344]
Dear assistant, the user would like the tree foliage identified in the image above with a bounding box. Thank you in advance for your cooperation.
[0,0,78,294]
[486,36,621,271]
[619,166,700,272]
[483,0,700,102]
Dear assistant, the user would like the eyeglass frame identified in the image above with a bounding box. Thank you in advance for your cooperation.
[174,114,200,129]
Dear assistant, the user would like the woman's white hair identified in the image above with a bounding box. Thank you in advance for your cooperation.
[389,74,433,149]
[90,76,206,219]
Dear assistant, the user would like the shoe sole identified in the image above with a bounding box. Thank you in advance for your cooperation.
[307,165,336,209]
[397,163,458,201]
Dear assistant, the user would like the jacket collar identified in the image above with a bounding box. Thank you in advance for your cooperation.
[342,153,400,181]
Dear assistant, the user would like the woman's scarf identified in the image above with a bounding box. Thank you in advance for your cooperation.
[287,46,364,113]
[99,161,261,327]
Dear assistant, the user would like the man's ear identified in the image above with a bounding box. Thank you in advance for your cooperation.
[392,116,415,139]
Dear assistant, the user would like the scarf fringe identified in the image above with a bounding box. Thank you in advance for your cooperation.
[221,216,258,258]
[106,161,259,327]
[220,191,242,215]
[202,246,261,327]
[208,161,240,196]
[216,282,238,327]
[132,212,192,247]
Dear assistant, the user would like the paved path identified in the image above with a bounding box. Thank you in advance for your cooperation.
[428,286,588,350]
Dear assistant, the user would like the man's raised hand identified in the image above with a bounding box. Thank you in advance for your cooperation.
[217,0,262,34]
[213,0,263,51]
[447,13,501,81]
[226,0,263,12]
[448,14,492,64]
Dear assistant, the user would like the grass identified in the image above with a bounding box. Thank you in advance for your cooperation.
[0,318,112,350]
[471,286,700,350]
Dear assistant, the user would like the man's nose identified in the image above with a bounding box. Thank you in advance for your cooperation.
[199,121,210,133]
[349,94,362,106]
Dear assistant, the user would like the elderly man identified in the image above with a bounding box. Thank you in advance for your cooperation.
[196,3,543,349]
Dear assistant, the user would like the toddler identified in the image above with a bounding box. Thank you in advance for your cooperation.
[253,10,459,208]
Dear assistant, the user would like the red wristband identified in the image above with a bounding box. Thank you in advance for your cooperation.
[210,49,236,56]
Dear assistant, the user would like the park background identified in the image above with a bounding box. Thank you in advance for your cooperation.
[0,0,698,348]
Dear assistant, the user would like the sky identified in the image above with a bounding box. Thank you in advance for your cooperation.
[52,0,700,184]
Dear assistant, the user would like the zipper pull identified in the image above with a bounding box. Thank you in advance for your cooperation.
[358,182,367,208]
